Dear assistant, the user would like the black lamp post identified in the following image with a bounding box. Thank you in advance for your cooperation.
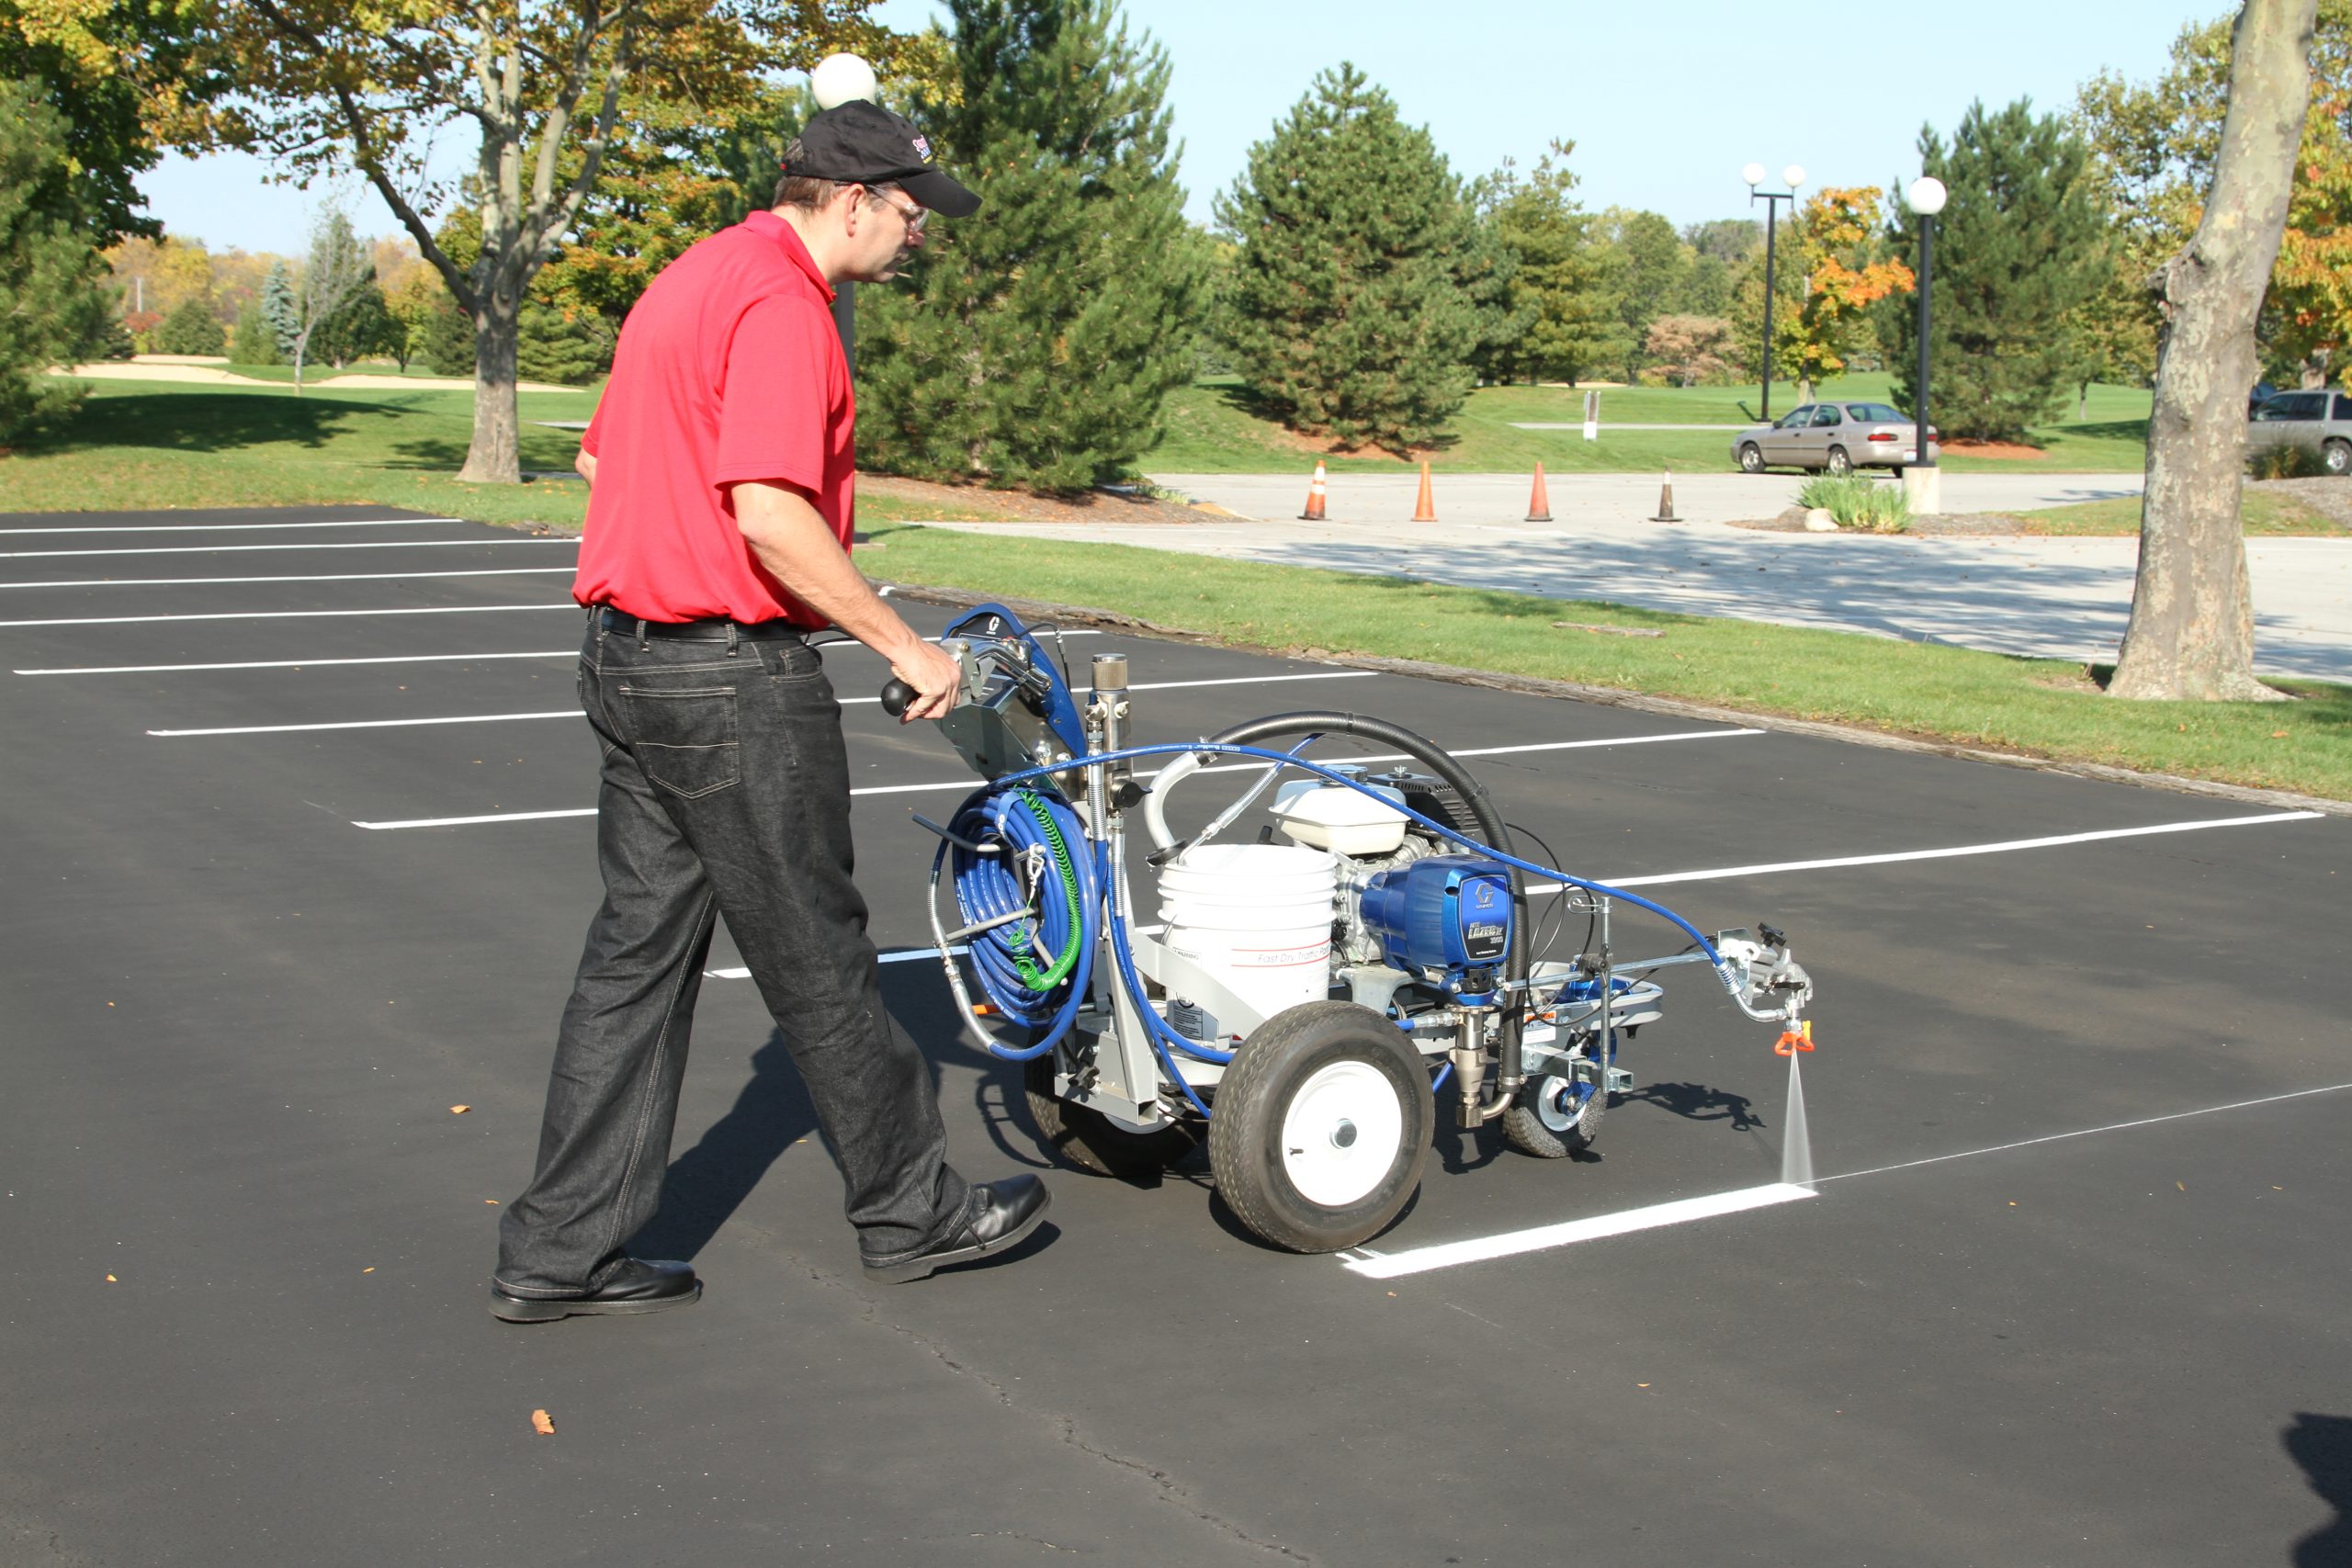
[1744,162,1805,422]
[1904,175,1949,514]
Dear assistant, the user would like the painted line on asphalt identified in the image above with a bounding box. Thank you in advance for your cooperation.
[1346,1079,2352,1280]
[0,604,581,628]
[0,516,465,536]
[1523,809,2325,894]
[1340,1185,1818,1280]
[14,629,1104,675]
[19,650,580,675]
[0,567,578,591]
[0,537,574,560]
[150,672,1381,738]
[346,728,1764,829]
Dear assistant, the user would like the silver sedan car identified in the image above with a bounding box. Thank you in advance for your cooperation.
[1731,401,1939,475]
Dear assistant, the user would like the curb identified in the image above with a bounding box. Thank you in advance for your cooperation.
[876,579,2352,820]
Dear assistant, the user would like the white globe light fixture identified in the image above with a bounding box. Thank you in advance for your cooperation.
[1742,162,1767,188]
[1782,164,1806,191]
[1906,175,1949,216]
[810,51,877,109]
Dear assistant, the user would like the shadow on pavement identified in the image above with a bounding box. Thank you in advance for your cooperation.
[2287,1412,2352,1566]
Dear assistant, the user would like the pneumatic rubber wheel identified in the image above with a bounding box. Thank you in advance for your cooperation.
[1024,1054,1194,1179]
[1826,445,1852,476]
[1207,1001,1434,1253]
[1501,1066,1607,1159]
[2325,438,2350,476]
[1738,442,1765,474]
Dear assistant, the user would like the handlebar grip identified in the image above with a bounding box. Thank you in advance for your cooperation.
[879,679,915,718]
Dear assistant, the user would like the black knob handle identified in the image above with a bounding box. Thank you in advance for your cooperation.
[880,679,914,718]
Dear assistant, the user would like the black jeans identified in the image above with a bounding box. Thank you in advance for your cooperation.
[495,615,973,1294]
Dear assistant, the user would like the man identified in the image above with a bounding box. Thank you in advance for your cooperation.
[490,101,1049,1323]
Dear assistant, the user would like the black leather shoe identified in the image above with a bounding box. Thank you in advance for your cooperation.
[863,1176,1052,1284]
[489,1258,701,1323]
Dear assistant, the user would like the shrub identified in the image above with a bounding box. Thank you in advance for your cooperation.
[228,308,282,366]
[1797,473,1913,532]
[153,299,226,355]
[2247,442,2328,479]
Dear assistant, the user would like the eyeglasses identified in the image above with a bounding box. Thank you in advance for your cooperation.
[869,186,927,235]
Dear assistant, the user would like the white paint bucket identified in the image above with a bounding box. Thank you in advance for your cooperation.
[1158,844,1338,1029]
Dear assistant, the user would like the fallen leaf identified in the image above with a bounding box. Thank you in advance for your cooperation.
[2008,1201,2018,1207]
[2177,1181,2187,1191]
[450,1105,471,1114]
[105,1273,117,1282]
[530,1408,556,1436]
[362,1267,375,1274]
[2271,730,2290,739]
[485,1199,499,1205]
[1637,1382,1650,1389]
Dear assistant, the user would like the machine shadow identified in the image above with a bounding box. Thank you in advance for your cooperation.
[2286,1412,2352,1566]
[1622,1079,1768,1133]
[628,1027,822,1263]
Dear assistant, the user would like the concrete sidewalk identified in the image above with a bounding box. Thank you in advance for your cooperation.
[905,470,2352,683]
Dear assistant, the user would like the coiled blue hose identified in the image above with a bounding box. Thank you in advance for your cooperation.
[945,786,1098,1059]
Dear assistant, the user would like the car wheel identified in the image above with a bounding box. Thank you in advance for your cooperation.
[2325,439,2350,476]
[1826,445,1852,476]
[1737,443,1764,474]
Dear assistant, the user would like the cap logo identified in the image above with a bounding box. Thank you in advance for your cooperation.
[912,134,933,162]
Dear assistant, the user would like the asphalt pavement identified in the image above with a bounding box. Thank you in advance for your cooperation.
[4,504,2349,1566]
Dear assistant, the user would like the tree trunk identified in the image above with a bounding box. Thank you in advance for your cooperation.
[458,293,521,485]
[2110,0,2314,702]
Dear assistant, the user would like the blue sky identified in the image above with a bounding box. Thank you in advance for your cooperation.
[139,0,2221,255]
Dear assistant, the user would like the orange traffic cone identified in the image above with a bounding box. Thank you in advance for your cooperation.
[1649,468,1679,523]
[1299,460,1329,521]
[1411,461,1437,523]
[1526,462,1553,523]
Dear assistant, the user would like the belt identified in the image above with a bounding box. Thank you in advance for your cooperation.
[593,606,808,641]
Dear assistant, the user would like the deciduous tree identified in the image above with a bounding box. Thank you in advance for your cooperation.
[0,74,110,440]
[181,0,904,480]
[1781,186,1912,401]
[1644,314,1736,387]
[2113,0,2315,702]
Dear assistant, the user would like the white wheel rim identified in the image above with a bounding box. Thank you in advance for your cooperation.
[1534,1075,1592,1134]
[1279,1061,1406,1208]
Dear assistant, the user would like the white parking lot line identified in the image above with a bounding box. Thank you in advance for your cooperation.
[18,651,578,675]
[0,517,464,535]
[0,568,578,590]
[0,538,574,559]
[0,604,580,628]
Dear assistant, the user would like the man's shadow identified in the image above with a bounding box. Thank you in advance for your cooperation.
[627,1029,820,1262]
[2287,1413,2352,1566]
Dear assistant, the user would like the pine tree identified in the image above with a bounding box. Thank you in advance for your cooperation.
[515,299,611,386]
[854,0,1204,493]
[1217,63,1485,449]
[260,261,300,358]
[153,296,227,355]
[228,306,282,366]
[1599,208,1686,380]
[1476,143,1626,387]
[1887,99,2106,443]
[0,79,111,441]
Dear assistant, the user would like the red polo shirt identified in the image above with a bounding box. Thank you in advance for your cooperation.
[572,210,854,626]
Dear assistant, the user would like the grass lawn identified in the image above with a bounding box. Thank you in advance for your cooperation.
[0,379,1014,527]
[2016,491,2350,536]
[1147,374,2154,476]
[864,521,2352,803]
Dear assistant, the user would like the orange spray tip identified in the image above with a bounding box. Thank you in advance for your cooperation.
[1773,1020,1815,1055]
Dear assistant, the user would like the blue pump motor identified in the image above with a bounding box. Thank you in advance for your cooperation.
[1361,855,1514,1000]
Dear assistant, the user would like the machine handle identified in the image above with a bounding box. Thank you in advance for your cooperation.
[880,679,914,718]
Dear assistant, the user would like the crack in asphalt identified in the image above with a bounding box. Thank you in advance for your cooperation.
[797,1262,1314,1563]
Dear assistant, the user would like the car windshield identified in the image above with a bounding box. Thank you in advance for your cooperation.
[1844,403,1905,422]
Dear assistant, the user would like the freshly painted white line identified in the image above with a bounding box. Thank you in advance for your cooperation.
[0,604,579,627]
[355,807,596,829]
[18,650,577,675]
[0,567,577,590]
[0,517,463,536]
[345,728,1767,827]
[1813,1080,2352,1185]
[1340,1184,1817,1280]
[0,538,574,559]
[153,709,581,737]
[1185,728,1765,781]
[1520,809,2327,895]
[833,670,1377,705]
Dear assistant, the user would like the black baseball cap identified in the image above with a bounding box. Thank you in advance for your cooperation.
[783,100,980,219]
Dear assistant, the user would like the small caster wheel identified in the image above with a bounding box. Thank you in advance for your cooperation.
[1207,1000,1434,1253]
[1024,1054,1193,1178]
[1502,1062,1607,1159]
